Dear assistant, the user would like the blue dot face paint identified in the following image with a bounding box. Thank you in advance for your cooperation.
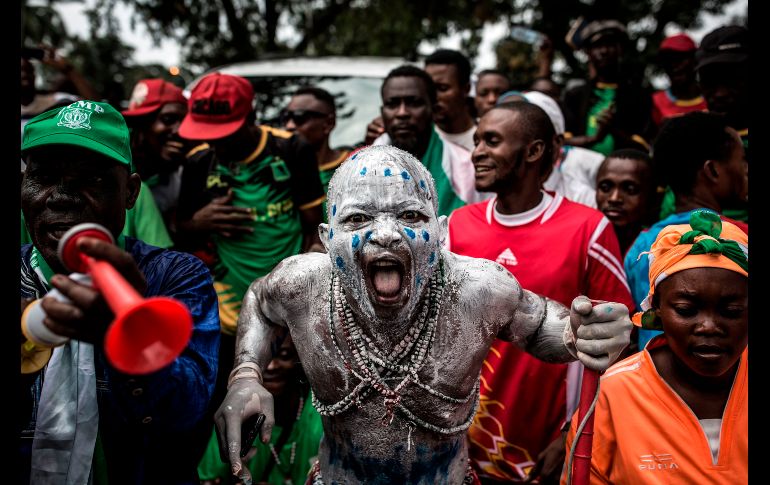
[322,145,444,326]
[330,228,334,239]
[352,152,358,160]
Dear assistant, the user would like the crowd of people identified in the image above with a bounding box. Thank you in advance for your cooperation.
[19,15,747,485]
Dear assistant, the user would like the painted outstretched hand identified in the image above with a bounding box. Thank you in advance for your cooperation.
[214,377,275,484]
[566,295,631,371]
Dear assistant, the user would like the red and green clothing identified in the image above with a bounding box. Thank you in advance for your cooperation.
[651,89,707,126]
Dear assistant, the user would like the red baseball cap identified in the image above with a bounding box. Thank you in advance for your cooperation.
[660,34,697,53]
[122,79,187,117]
[178,72,254,140]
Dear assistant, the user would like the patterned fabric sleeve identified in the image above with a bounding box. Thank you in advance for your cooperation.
[103,241,220,432]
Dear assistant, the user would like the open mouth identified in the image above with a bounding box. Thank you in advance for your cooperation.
[365,255,409,305]
[474,165,493,175]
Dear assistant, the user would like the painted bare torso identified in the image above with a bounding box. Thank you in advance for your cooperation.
[239,248,571,484]
[222,145,630,485]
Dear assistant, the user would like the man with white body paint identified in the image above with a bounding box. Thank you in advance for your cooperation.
[215,145,633,485]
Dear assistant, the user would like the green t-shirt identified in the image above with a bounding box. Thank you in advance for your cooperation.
[180,127,324,332]
[586,84,617,156]
[122,181,173,248]
[197,394,323,485]
[20,181,173,249]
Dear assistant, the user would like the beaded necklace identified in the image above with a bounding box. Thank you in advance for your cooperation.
[268,396,305,485]
[312,257,480,439]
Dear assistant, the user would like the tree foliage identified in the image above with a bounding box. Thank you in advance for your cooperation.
[22,0,743,95]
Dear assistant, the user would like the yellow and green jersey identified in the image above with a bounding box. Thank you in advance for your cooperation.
[179,126,324,333]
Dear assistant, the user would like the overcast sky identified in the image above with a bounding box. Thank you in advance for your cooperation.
[52,0,747,71]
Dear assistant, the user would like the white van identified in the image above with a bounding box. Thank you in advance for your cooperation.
[184,56,409,148]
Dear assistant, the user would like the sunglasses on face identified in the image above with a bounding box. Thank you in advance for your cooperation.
[280,109,329,125]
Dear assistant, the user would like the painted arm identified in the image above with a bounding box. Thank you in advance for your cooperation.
[213,261,292,481]
[497,283,576,364]
[487,259,632,371]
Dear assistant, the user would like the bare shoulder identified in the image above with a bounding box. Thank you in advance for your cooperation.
[245,252,331,324]
[265,251,331,288]
[442,250,522,312]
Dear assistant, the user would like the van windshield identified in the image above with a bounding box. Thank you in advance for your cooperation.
[255,76,382,148]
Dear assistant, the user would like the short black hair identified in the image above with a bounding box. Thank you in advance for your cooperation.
[652,111,737,195]
[606,148,652,165]
[599,148,653,181]
[477,69,509,81]
[382,65,437,105]
[293,85,336,114]
[425,49,471,86]
[491,101,555,178]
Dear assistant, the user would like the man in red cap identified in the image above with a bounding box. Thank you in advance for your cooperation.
[174,72,325,431]
[651,34,707,127]
[122,78,189,231]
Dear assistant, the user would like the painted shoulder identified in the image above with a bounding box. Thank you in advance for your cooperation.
[270,251,331,285]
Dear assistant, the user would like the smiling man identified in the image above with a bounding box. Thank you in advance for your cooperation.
[447,102,634,484]
[214,144,633,484]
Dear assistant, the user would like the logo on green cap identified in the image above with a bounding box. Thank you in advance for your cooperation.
[56,101,105,130]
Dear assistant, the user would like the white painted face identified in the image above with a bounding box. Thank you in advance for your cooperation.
[321,145,447,322]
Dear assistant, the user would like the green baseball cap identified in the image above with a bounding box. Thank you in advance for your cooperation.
[21,100,133,170]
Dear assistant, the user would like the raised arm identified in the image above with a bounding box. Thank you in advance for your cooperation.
[499,286,576,364]
[466,256,632,371]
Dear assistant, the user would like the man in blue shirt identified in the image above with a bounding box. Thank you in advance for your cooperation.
[19,100,220,484]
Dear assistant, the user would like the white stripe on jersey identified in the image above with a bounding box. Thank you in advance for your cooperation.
[588,247,632,294]
[541,193,564,224]
[485,197,496,225]
[591,242,627,281]
[588,216,611,248]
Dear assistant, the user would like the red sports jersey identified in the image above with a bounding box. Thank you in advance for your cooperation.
[651,90,708,126]
[447,192,635,482]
